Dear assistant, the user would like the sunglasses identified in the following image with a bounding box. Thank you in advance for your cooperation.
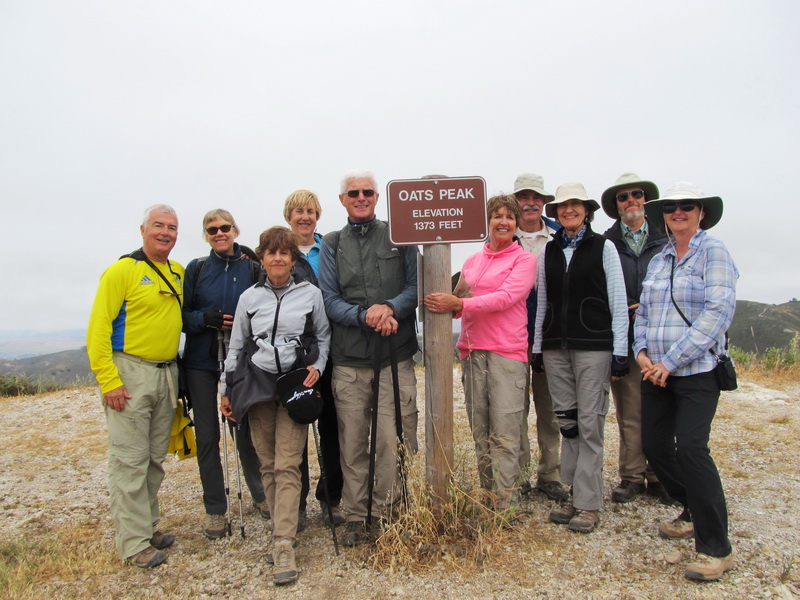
[345,189,376,198]
[662,200,700,214]
[616,190,645,202]
[206,224,233,235]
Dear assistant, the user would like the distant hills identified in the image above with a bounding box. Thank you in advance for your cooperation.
[728,300,800,354]
[0,300,797,385]
[0,347,95,386]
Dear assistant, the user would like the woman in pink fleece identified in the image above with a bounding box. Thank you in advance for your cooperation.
[425,194,536,509]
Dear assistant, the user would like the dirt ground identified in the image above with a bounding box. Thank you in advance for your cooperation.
[1,370,799,600]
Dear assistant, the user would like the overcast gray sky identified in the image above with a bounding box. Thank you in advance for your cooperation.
[1,0,798,334]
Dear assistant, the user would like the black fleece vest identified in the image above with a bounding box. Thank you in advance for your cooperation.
[541,228,613,351]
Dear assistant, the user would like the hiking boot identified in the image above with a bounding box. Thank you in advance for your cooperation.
[126,546,167,569]
[658,518,695,540]
[266,539,296,565]
[568,509,600,533]
[204,513,228,539]
[320,501,346,526]
[685,552,734,581]
[611,480,646,503]
[536,480,570,502]
[519,480,535,496]
[297,509,307,533]
[253,500,271,520]
[341,520,366,547]
[150,530,175,549]
[272,538,298,585]
[549,503,576,525]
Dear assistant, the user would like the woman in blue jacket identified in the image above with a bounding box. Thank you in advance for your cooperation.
[182,209,266,539]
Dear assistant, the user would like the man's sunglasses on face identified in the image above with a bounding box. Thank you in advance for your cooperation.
[616,190,645,202]
[346,189,375,199]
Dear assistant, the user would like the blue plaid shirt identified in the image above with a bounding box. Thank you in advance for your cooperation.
[633,230,738,376]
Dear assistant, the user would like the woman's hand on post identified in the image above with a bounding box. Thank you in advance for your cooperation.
[423,293,463,314]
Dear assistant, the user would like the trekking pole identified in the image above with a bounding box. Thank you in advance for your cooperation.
[312,420,339,555]
[231,423,246,538]
[388,338,408,504]
[366,335,383,526]
[218,330,232,537]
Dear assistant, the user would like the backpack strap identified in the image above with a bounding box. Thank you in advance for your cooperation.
[121,248,182,307]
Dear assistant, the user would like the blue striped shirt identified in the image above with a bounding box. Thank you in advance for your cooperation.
[633,230,738,376]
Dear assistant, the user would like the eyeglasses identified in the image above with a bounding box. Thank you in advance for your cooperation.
[345,189,375,199]
[616,190,645,202]
[205,224,232,235]
[662,200,700,214]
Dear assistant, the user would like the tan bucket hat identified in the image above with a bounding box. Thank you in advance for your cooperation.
[545,182,600,219]
[513,173,555,202]
[601,172,659,219]
[644,182,723,232]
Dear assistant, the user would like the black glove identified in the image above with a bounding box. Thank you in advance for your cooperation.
[531,353,545,374]
[203,309,225,330]
[611,355,630,378]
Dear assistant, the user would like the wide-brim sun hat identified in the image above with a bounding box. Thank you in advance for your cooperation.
[513,173,555,202]
[644,181,723,232]
[545,182,600,219]
[601,172,659,219]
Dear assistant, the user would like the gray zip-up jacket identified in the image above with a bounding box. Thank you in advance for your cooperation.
[221,278,331,396]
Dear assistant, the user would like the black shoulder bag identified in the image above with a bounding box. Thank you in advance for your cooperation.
[669,255,737,391]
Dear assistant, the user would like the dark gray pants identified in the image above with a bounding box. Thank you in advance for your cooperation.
[187,368,265,515]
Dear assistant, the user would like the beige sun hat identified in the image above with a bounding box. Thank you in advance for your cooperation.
[644,182,723,232]
[545,182,600,219]
[601,172,659,219]
[513,173,555,202]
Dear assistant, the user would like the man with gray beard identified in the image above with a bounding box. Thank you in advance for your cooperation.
[512,173,569,502]
[601,173,669,503]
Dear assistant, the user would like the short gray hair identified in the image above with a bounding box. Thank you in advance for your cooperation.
[142,204,177,226]
[340,168,377,194]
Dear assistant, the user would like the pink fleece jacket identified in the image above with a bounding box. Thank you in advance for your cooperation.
[456,241,536,363]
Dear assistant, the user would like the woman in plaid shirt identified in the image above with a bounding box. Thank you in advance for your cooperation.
[634,182,738,583]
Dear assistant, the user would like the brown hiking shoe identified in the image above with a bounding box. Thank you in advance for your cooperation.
[204,513,228,539]
[685,552,734,581]
[341,520,366,546]
[126,546,167,569]
[611,480,646,503]
[548,503,576,525]
[253,500,271,520]
[149,530,175,550]
[658,518,695,540]
[568,509,600,533]
[272,538,298,585]
[536,480,570,502]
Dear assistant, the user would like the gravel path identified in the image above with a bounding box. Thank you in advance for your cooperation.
[1,372,798,599]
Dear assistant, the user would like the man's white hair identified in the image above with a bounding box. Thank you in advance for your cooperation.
[340,168,377,194]
[142,204,177,226]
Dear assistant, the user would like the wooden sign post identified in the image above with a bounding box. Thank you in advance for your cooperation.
[387,176,487,508]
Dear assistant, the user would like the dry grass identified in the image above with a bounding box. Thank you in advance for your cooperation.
[0,522,119,600]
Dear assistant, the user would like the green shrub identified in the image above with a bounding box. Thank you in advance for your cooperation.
[0,375,66,397]
[729,345,753,368]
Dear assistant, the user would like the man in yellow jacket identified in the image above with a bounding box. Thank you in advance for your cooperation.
[87,204,184,568]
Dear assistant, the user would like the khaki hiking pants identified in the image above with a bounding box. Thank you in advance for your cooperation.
[105,352,177,559]
[333,359,418,522]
